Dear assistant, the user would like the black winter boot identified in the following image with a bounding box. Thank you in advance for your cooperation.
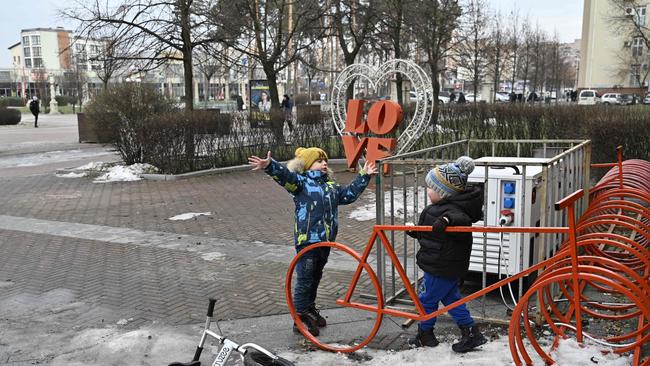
[307,304,327,327]
[452,325,487,353]
[292,312,320,336]
[407,326,439,348]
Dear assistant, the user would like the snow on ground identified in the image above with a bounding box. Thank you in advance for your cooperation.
[0,148,116,169]
[93,163,159,183]
[349,187,428,222]
[55,171,88,178]
[0,286,633,365]
[74,161,113,171]
[280,337,632,366]
[169,212,213,221]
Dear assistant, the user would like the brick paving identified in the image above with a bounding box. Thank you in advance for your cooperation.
[0,168,380,327]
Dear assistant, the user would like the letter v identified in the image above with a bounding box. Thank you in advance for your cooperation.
[341,136,368,169]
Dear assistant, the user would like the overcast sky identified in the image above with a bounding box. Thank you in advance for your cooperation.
[0,0,584,68]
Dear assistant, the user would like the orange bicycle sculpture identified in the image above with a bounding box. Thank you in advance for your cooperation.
[285,185,650,365]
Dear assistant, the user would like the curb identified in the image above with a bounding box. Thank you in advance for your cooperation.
[140,158,351,181]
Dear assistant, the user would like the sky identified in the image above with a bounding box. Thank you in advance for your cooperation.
[0,0,584,68]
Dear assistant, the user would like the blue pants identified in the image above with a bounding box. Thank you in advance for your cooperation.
[418,272,475,331]
[294,244,330,314]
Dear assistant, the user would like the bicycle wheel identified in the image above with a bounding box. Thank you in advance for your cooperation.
[285,241,384,353]
[243,350,294,366]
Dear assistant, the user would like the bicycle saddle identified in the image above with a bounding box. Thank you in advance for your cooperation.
[168,361,201,366]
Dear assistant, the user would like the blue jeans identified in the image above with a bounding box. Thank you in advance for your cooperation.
[418,272,475,331]
[293,243,330,314]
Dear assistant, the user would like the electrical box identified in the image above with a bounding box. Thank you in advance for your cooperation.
[467,157,547,276]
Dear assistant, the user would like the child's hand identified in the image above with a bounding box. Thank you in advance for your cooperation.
[248,151,272,170]
[431,216,450,232]
[363,161,378,175]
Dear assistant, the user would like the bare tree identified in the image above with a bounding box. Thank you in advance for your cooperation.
[376,0,415,105]
[90,35,132,89]
[331,0,377,101]
[62,0,218,110]
[412,0,462,105]
[210,0,326,109]
[59,59,88,112]
[507,7,521,97]
[609,0,650,88]
[454,0,492,103]
[487,10,505,102]
[518,19,534,99]
[194,51,222,107]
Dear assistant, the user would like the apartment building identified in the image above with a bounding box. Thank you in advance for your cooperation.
[579,0,649,93]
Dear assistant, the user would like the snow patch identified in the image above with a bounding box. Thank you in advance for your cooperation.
[349,187,429,222]
[74,161,112,171]
[201,252,225,261]
[0,149,116,168]
[93,163,159,183]
[169,212,212,221]
[56,171,87,178]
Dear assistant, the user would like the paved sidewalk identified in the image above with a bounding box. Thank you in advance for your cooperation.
[0,119,512,364]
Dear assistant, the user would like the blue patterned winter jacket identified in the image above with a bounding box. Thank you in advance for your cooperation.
[265,159,371,247]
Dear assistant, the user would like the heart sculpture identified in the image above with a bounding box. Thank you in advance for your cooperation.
[330,59,434,157]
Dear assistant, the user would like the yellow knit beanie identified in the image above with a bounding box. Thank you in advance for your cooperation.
[295,147,328,170]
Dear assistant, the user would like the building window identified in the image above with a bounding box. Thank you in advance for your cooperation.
[75,44,85,53]
[33,58,43,68]
[25,58,32,68]
[32,47,42,57]
[90,45,100,54]
[23,47,31,57]
[630,64,641,86]
[31,35,41,46]
[635,6,647,26]
[22,36,30,46]
[633,37,644,57]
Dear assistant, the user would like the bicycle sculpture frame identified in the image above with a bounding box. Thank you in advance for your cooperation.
[286,167,650,366]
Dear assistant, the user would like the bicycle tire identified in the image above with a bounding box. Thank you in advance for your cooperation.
[243,350,294,366]
[285,241,384,354]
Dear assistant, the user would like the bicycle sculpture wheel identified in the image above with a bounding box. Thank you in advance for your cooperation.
[285,242,384,353]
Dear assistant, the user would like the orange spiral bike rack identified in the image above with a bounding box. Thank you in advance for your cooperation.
[285,148,650,365]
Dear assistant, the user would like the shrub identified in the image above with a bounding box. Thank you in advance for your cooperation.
[55,95,72,107]
[84,83,177,161]
[0,107,21,125]
[293,93,310,105]
[0,96,24,107]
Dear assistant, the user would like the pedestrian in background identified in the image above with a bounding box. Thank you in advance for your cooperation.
[457,92,466,104]
[449,92,456,104]
[281,94,294,132]
[29,96,40,128]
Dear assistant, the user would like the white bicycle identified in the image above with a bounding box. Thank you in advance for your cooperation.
[169,298,295,366]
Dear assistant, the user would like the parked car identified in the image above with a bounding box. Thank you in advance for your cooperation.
[619,94,636,105]
[438,91,450,104]
[644,93,650,105]
[465,93,484,102]
[577,90,601,105]
[600,93,622,105]
[495,92,510,103]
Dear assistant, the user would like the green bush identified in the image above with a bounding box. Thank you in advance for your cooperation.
[0,96,24,107]
[55,95,73,107]
[0,107,21,125]
[293,93,310,105]
[84,83,177,162]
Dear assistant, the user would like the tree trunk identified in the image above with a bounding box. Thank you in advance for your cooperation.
[180,2,194,111]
